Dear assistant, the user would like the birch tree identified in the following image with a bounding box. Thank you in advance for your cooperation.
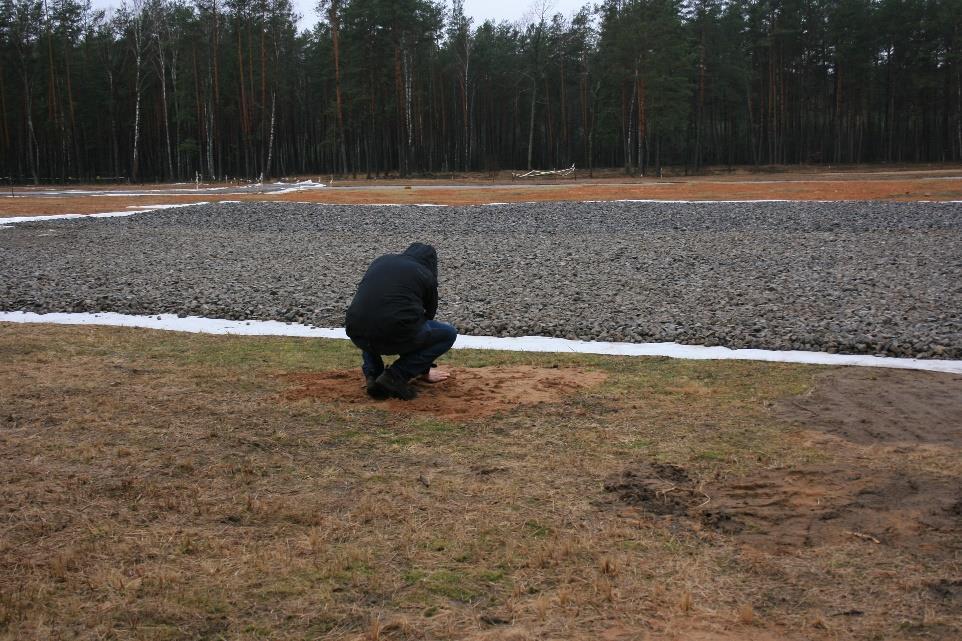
[119,0,148,181]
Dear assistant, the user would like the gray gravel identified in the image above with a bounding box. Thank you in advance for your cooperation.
[2,200,961,359]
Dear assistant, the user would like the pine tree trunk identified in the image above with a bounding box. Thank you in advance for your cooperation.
[46,20,67,180]
[543,76,552,166]
[329,1,348,174]
[394,45,406,176]
[212,0,221,178]
[746,80,758,166]
[695,33,704,171]
[63,43,79,178]
[107,67,119,178]
[461,51,470,171]
[21,73,39,184]
[559,58,568,166]
[957,66,961,160]
[237,25,248,175]
[45,23,57,122]
[0,68,10,166]
[171,48,182,179]
[587,82,598,178]
[636,76,645,176]
[261,90,276,181]
[527,75,536,170]
[579,72,587,172]
[834,63,842,163]
[194,46,205,178]
[404,48,414,172]
[624,78,635,174]
[132,18,143,182]
[157,32,174,180]
[260,28,266,158]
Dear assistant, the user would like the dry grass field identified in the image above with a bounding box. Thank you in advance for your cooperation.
[2,324,960,640]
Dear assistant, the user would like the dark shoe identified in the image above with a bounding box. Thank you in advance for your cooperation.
[365,374,389,400]
[375,369,417,400]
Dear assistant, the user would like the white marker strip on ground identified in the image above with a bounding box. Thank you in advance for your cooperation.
[0,203,204,227]
[11,187,228,196]
[5,199,959,228]
[2,311,959,374]
[267,181,328,194]
[583,199,835,204]
[9,181,329,198]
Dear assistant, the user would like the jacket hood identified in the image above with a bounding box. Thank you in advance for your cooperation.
[403,242,438,278]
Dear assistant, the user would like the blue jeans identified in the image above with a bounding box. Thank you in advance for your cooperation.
[351,320,458,381]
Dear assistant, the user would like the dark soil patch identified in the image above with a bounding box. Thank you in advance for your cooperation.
[777,368,962,444]
[605,462,962,553]
[928,579,962,604]
[282,366,606,420]
[602,463,699,516]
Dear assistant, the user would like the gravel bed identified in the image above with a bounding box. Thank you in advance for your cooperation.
[2,200,961,359]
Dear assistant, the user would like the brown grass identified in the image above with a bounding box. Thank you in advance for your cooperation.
[1,323,960,640]
[3,166,962,217]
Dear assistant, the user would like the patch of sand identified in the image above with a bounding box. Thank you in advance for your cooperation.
[776,368,962,444]
[282,365,607,420]
[4,169,962,217]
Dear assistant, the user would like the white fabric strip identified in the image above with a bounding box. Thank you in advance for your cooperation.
[9,199,961,227]
[0,203,203,226]
[2,311,959,374]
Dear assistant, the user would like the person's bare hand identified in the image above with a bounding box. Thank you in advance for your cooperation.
[421,368,450,383]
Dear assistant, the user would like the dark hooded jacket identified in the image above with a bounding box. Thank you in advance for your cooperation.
[345,243,438,348]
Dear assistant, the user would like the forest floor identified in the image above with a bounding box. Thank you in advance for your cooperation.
[3,164,962,217]
[2,324,961,640]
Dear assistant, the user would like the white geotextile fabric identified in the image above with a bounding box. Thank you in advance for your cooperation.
[2,311,960,374]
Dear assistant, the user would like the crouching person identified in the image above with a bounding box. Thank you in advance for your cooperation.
[345,242,457,400]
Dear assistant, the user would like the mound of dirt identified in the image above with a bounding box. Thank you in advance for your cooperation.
[282,366,607,420]
[777,368,962,444]
[604,462,962,553]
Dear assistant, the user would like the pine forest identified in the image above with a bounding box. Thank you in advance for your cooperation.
[2,0,961,183]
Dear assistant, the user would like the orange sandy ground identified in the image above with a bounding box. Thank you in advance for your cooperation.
[3,166,962,218]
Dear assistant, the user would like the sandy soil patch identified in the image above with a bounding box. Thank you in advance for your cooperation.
[0,194,226,217]
[777,368,962,444]
[282,366,607,420]
[272,177,962,205]
[4,168,962,217]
